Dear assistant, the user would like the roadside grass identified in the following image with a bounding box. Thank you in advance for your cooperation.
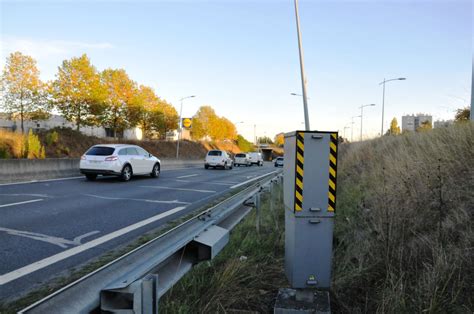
[160,182,287,313]
[332,123,473,313]
[0,129,26,158]
[0,186,253,313]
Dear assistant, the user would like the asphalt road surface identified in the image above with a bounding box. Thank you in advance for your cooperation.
[0,163,278,302]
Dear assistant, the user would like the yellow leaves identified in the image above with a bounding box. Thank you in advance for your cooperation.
[191,106,237,141]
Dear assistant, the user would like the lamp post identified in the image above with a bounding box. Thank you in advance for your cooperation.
[293,0,310,131]
[470,61,473,121]
[351,115,361,142]
[176,95,196,159]
[359,104,376,141]
[343,125,350,139]
[380,77,406,136]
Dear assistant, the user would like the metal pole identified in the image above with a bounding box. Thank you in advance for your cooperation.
[381,78,386,136]
[471,60,473,120]
[360,106,364,142]
[351,117,354,142]
[294,0,310,130]
[176,99,183,159]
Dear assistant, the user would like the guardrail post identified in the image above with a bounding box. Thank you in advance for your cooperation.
[255,193,261,235]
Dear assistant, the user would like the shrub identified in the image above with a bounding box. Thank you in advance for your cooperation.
[26,129,46,159]
[45,130,59,146]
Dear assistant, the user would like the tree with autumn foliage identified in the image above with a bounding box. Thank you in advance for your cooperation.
[160,101,179,136]
[191,106,237,141]
[274,133,284,147]
[191,106,217,140]
[1,52,48,133]
[50,54,106,131]
[132,85,179,139]
[386,117,401,135]
[100,69,139,138]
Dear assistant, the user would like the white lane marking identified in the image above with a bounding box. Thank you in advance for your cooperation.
[174,180,236,186]
[0,176,83,187]
[0,166,201,186]
[0,193,51,198]
[83,194,190,205]
[230,171,277,189]
[0,228,99,249]
[0,206,186,285]
[176,174,198,179]
[140,186,215,193]
[0,199,43,208]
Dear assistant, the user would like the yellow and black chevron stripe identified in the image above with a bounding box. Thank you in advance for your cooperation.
[328,133,338,212]
[294,132,304,211]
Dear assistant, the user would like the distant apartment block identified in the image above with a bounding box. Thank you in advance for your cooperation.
[434,119,454,128]
[0,114,143,140]
[402,114,432,132]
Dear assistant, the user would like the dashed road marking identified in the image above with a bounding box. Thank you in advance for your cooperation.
[83,194,190,205]
[140,186,215,193]
[176,174,199,179]
[230,171,278,189]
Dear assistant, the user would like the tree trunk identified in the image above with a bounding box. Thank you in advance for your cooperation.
[20,101,24,134]
[76,106,81,131]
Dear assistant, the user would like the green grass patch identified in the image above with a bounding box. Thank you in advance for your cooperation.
[160,183,287,313]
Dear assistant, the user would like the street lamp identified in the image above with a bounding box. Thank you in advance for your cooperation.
[343,125,350,139]
[290,92,311,99]
[380,77,406,136]
[359,104,376,141]
[351,115,361,142]
[176,95,196,159]
[293,0,310,131]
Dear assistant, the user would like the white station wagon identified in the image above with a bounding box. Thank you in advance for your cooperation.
[80,144,161,181]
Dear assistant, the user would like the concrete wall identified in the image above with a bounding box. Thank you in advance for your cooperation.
[0,158,203,183]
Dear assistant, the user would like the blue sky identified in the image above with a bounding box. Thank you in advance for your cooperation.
[1,0,472,141]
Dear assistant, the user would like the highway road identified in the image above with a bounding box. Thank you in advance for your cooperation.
[0,163,277,303]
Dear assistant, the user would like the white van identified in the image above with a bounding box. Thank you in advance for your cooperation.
[234,153,251,167]
[205,150,233,169]
[248,152,263,166]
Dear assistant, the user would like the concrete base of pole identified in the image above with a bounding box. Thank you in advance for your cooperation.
[274,288,330,314]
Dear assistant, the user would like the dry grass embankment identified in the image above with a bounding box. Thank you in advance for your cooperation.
[0,127,244,159]
[333,123,473,313]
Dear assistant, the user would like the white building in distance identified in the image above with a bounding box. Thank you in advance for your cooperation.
[402,114,432,132]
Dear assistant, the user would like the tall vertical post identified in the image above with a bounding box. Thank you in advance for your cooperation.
[360,106,364,142]
[471,60,473,121]
[381,78,386,136]
[294,0,310,131]
[176,99,183,159]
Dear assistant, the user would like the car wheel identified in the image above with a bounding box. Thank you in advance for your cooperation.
[224,162,228,170]
[229,163,233,170]
[151,163,160,178]
[205,164,209,169]
[85,174,97,181]
[121,164,132,181]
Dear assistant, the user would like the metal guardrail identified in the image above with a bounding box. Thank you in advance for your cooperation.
[20,170,282,314]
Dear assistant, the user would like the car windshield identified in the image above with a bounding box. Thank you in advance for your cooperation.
[277,157,284,160]
[208,151,222,156]
[86,146,115,156]
[236,153,246,157]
